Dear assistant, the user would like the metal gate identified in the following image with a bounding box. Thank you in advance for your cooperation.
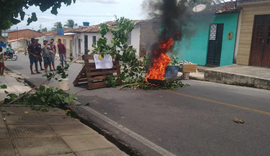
[206,24,224,66]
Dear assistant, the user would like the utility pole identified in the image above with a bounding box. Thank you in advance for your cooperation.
[17,27,19,50]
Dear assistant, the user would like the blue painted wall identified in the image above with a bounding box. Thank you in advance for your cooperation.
[174,13,239,66]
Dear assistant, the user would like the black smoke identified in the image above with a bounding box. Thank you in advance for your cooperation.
[142,0,219,61]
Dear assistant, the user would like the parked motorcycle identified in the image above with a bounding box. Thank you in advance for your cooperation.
[4,49,18,61]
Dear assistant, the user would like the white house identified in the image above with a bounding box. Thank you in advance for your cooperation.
[69,19,160,58]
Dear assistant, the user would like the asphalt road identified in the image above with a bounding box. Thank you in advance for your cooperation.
[5,54,270,156]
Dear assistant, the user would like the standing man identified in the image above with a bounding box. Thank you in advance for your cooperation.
[35,39,44,71]
[57,39,66,68]
[28,38,40,74]
[49,39,56,71]
[41,40,52,72]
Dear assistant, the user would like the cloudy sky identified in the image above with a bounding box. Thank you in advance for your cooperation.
[11,0,146,31]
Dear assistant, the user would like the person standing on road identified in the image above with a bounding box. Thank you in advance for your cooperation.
[35,39,44,71]
[28,38,40,74]
[49,39,56,71]
[41,40,53,72]
[0,46,5,76]
[57,39,67,68]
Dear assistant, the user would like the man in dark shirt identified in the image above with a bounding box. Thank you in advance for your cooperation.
[57,39,67,68]
[35,39,44,70]
[28,38,40,74]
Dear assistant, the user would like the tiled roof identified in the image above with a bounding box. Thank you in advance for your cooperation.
[42,29,74,36]
[69,19,158,33]
[209,1,242,14]
[238,0,270,2]
[8,37,27,42]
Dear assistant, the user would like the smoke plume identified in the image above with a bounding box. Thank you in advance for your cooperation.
[142,0,223,59]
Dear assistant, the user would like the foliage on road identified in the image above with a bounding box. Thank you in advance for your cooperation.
[2,86,77,109]
[92,17,187,90]
[0,0,76,30]
[0,84,7,89]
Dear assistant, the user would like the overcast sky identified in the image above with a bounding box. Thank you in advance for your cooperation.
[10,0,145,31]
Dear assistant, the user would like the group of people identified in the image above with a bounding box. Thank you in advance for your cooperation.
[28,38,67,74]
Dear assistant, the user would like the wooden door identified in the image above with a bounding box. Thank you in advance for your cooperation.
[207,24,224,66]
[261,16,270,67]
[250,15,270,67]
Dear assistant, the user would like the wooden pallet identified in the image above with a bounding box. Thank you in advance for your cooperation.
[73,54,121,90]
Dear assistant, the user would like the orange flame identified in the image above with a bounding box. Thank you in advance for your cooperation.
[145,38,174,84]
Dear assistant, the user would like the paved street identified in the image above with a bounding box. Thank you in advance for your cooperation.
[5,53,270,156]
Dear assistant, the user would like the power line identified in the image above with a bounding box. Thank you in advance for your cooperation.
[26,13,117,19]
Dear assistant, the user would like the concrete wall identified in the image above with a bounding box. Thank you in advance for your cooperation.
[236,2,270,65]
[175,13,239,66]
[139,21,160,56]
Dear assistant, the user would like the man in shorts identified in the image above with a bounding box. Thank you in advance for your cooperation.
[57,39,67,68]
[28,38,40,74]
[35,39,44,71]
[41,40,52,72]
[49,39,56,71]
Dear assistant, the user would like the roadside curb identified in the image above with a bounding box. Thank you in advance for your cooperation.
[68,102,142,156]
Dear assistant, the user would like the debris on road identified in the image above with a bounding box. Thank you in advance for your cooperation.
[233,118,245,124]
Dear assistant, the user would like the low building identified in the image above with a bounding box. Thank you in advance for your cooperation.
[69,19,160,59]
[7,29,43,52]
[236,0,270,68]
[8,29,42,41]
[175,2,241,67]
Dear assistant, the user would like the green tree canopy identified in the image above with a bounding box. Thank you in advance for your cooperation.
[0,0,76,30]
[52,22,63,31]
[64,19,77,29]
[42,28,48,32]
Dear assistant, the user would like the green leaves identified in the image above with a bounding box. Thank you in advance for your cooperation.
[27,13,38,25]
[0,0,76,29]
[0,84,7,89]
[3,85,77,108]
[105,74,118,87]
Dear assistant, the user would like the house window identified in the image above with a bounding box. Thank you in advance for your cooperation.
[63,39,67,45]
[209,24,217,40]
[93,36,96,45]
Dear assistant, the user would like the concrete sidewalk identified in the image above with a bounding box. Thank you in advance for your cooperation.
[204,65,270,90]
[0,74,127,156]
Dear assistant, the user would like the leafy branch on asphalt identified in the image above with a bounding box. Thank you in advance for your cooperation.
[2,86,77,109]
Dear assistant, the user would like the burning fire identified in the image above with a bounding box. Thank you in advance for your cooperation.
[145,38,174,84]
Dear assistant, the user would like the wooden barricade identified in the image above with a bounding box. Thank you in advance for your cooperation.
[73,54,121,90]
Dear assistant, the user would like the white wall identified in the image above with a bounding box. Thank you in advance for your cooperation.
[36,36,54,45]
[131,26,141,56]
[73,29,140,57]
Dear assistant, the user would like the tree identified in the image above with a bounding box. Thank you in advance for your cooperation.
[42,28,48,32]
[52,22,63,31]
[0,0,76,30]
[64,19,77,29]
